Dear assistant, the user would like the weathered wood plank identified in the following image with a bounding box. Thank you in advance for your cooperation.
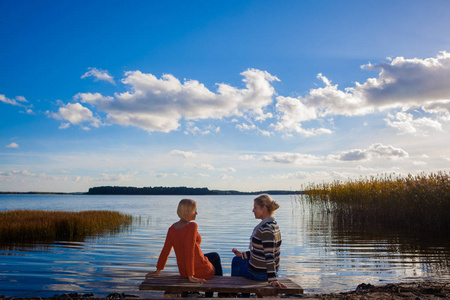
[139,273,303,295]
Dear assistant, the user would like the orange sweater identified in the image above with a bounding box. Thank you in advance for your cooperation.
[156,222,214,279]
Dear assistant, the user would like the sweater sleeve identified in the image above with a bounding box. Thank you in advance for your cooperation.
[156,228,173,270]
[184,222,198,277]
[260,228,278,283]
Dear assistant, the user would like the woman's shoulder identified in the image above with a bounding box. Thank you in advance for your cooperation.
[259,219,279,232]
[187,221,198,229]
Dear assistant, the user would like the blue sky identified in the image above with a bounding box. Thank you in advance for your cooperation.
[1,0,450,192]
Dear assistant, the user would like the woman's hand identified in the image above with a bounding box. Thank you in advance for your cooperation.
[145,269,161,279]
[188,275,207,284]
[270,280,287,288]
[232,248,242,258]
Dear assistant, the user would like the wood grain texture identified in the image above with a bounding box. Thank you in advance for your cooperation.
[139,273,303,295]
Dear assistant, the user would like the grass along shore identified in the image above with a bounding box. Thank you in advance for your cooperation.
[0,210,133,243]
[304,171,450,233]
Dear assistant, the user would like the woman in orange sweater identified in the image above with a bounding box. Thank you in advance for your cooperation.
[145,199,222,284]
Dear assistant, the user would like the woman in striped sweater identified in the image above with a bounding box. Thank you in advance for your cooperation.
[231,194,286,288]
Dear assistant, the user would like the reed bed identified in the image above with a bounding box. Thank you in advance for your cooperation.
[0,210,133,243]
[305,171,450,233]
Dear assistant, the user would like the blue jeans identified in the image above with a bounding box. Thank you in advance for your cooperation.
[231,256,267,281]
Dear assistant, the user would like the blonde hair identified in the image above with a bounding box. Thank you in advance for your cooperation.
[254,194,280,216]
[177,199,197,221]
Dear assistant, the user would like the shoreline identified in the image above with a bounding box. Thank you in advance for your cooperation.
[2,281,449,299]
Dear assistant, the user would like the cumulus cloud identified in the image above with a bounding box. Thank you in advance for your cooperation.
[259,143,408,166]
[336,143,408,161]
[385,112,443,135]
[358,52,450,108]
[50,52,450,137]
[273,51,450,136]
[49,103,102,129]
[68,68,278,133]
[5,142,19,148]
[170,150,196,158]
[81,68,115,84]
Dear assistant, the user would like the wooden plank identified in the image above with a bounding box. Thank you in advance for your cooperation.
[139,273,303,295]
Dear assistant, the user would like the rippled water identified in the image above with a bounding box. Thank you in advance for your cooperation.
[1,194,449,297]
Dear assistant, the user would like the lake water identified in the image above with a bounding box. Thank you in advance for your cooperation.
[1,194,449,297]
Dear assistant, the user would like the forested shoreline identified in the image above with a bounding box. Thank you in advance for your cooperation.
[87,186,300,195]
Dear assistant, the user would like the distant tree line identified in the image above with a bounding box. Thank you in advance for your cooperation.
[87,186,300,195]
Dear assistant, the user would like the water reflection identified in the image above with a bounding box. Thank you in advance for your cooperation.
[292,195,450,293]
[0,194,449,297]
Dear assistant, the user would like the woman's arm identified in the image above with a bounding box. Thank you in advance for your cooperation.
[155,228,173,272]
[232,248,251,259]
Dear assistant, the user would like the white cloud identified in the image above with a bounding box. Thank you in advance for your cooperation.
[239,154,255,160]
[0,94,28,106]
[336,143,408,161]
[70,68,278,133]
[81,68,115,84]
[262,153,324,164]
[236,121,273,136]
[184,121,220,135]
[170,150,196,158]
[49,103,102,129]
[95,173,134,182]
[385,112,443,135]
[358,52,450,108]
[1,94,34,114]
[198,164,215,171]
[271,171,309,180]
[274,52,450,136]
[220,174,233,180]
[273,95,332,136]
[156,173,178,178]
[5,142,19,148]
[0,170,37,178]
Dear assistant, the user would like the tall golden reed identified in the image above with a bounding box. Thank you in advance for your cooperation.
[305,171,450,232]
[0,210,132,243]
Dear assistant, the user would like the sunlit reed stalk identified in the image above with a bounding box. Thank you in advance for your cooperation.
[0,210,133,243]
[304,171,450,232]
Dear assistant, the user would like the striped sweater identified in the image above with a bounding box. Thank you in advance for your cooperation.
[242,218,282,283]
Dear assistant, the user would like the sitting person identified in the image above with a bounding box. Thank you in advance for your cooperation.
[146,198,222,284]
[231,194,286,288]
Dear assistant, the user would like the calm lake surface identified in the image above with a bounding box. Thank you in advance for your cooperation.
[1,194,449,297]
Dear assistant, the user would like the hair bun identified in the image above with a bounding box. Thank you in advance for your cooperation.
[271,200,280,211]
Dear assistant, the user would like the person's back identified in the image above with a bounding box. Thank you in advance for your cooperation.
[146,198,222,285]
[158,221,214,279]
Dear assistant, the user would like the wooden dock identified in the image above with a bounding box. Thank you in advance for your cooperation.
[139,273,303,298]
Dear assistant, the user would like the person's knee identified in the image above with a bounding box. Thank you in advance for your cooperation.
[232,256,242,264]
[210,252,220,261]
